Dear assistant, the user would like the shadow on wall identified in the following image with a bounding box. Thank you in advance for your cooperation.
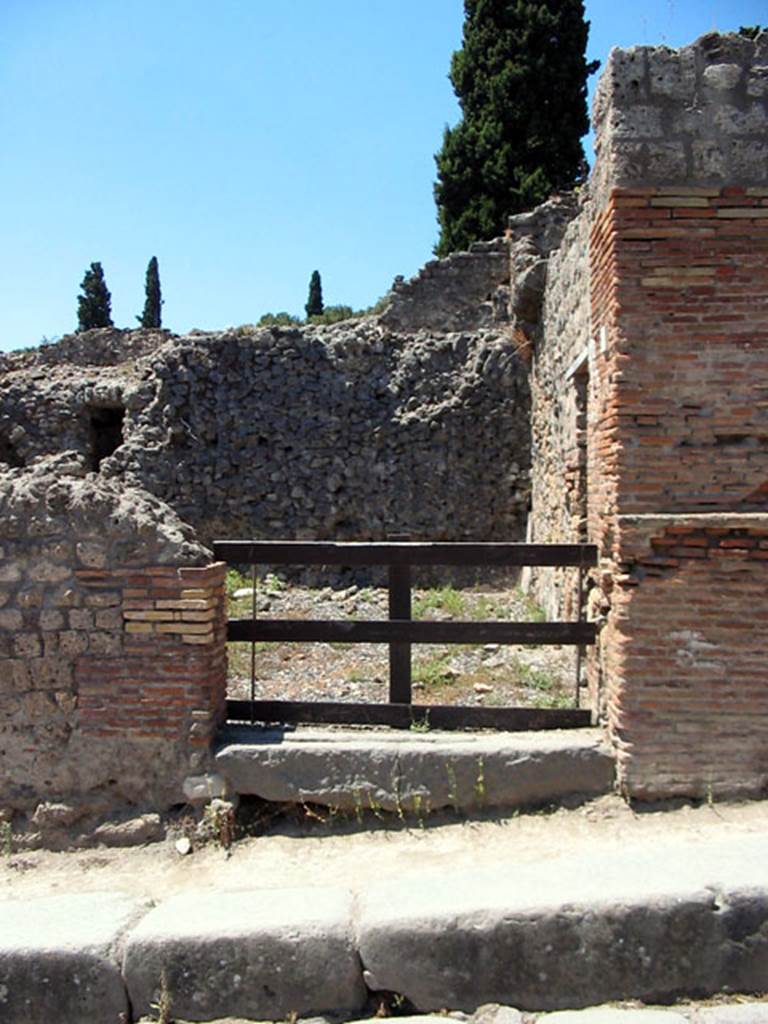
[87,404,125,471]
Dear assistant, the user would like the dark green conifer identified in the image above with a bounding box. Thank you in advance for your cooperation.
[137,256,163,329]
[76,262,113,331]
[434,0,599,256]
[305,270,324,318]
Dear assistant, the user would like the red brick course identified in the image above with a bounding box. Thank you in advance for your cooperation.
[75,563,227,749]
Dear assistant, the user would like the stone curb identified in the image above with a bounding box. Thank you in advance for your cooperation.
[0,892,148,1023]
[122,888,366,1021]
[2,834,768,1022]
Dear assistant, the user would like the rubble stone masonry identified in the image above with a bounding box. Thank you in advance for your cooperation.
[0,455,227,826]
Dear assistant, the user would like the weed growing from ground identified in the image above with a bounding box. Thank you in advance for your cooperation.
[409,708,431,732]
[413,585,467,619]
[0,821,12,859]
[150,969,172,1024]
[225,568,249,597]
[412,651,454,690]
[263,572,285,594]
[473,757,486,807]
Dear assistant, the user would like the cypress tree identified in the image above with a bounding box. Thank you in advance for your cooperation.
[137,256,163,329]
[76,262,113,331]
[305,270,324,318]
[434,0,599,256]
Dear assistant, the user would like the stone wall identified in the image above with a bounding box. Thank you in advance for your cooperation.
[527,30,768,799]
[0,454,227,836]
[590,31,768,204]
[379,238,511,333]
[0,320,531,548]
[522,196,592,622]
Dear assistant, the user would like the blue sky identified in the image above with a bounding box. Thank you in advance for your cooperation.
[1,1,765,351]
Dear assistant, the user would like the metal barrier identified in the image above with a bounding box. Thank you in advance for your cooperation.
[213,540,597,731]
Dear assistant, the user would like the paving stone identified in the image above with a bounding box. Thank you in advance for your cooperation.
[356,835,768,1012]
[0,892,146,1024]
[695,1005,768,1024]
[540,1011,690,1024]
[123,887,366,1021]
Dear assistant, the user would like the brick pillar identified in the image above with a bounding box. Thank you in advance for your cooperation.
[76,562,227,779]
[587,34,768,798]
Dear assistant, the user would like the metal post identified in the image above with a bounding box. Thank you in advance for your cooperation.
[250,563,258,725]
[574,557,585,708]
[388,557,412,705]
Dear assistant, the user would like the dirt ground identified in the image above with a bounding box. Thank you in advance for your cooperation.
[226,579,575,709]
[3,793,768,905]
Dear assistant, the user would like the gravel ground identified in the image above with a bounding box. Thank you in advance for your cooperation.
[226,578,577,709]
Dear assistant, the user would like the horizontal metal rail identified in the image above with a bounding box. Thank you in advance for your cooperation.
[227,699,592,731]
[228,618,596,646]
[214,540,598,568]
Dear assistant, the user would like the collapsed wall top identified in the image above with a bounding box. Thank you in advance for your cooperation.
[0,451,210,567]
[592,31,768,198]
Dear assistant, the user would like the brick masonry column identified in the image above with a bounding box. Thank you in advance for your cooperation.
[75,562,227,775]
[587,33,768,798]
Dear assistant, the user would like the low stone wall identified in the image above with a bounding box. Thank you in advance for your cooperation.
[0,455,227,837]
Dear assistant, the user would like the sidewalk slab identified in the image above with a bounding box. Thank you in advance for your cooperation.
[215,725,614,811]
[0,892,146,1024]
[123,887,366,1021]
[356,833,768,1011]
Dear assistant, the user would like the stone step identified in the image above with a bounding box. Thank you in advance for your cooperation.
[213,724,614,813]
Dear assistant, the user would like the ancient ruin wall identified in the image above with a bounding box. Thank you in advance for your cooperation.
[0,454,227,835]
[526,31,768,799]
[379,237,511,332]
[523,198,592,622]
[0,320,531,548]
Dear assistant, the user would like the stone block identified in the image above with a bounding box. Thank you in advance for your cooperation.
[68,608,93,630]
[75,540,107,568]
[0,892,144,1023]
[692,140,728,179]
[648,46,697,100]
[215,726,614,812]
[357,834,768,1012]
[28,560,70,583]
[88,631,121,655]
[542,1012,687,1024]
[728,140,768,182]
[94,607,123,629]
[0,609,23,631]
[703,63,744,91]
[182,771,229,802]
[610,106,663,139]
[38,609,63,631]
[123,889,366,1020]
[13,633,41,658]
